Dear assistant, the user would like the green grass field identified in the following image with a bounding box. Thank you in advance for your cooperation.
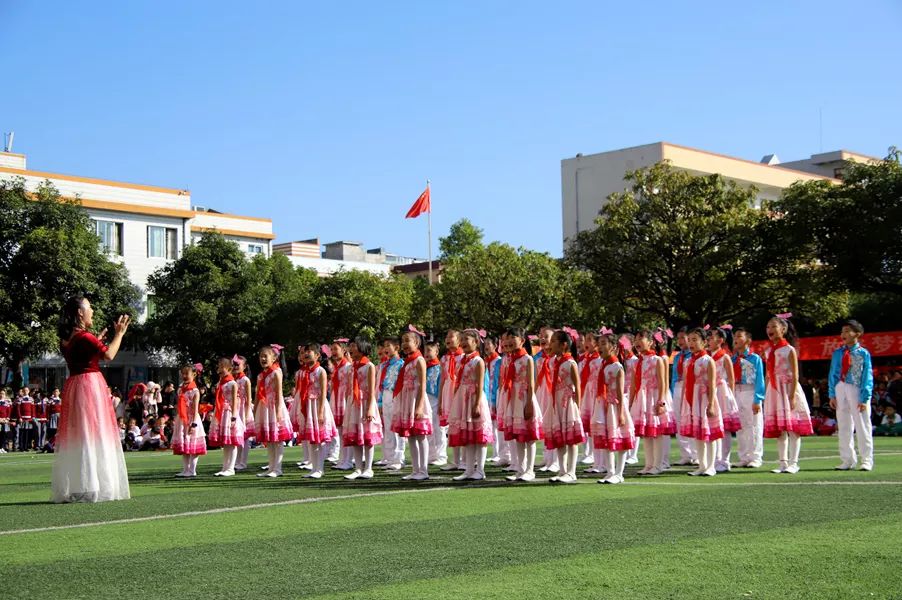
[2,436,901,600]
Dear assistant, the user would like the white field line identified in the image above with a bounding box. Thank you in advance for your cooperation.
[0,486,454,536]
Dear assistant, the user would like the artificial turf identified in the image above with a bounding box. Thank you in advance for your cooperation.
[1,436,901,599]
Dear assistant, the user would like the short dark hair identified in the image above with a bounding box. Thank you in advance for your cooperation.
[843,320,864,334]
[352,336,371,357]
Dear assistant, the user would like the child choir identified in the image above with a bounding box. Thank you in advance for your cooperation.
[162,316,878,483]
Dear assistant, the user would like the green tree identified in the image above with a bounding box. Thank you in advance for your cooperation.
[773,149,902,297]
[565,162,846,328]
[439,218,484,259]
[0,178,140,389]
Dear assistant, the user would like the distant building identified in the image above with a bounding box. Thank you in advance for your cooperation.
[274,238,424,277]
[0,149,273,392]
[560,142,879,249]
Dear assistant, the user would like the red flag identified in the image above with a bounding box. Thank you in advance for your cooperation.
[405,186,430,219]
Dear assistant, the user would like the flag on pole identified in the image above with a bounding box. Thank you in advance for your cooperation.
[405,186,430,219]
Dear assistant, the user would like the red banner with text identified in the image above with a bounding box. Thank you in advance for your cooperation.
[748,331,902,361]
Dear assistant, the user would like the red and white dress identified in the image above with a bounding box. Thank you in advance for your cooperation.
[763,342,814,438]
[254,366,293,443]
[592,358,636,451]
[343,359,383,446]
[235,373,253,439]
[534,353,555,425]
[330,359,353,428]
[448,352,494,447]
[391,353,433,437]
[711,350,742,433]
[679,352,724,442]
[501,350,543,442]
[630,351,676,438]
[50,330,130,503]
[209,375,245,447]
[579,353,601,433]
[542,355,586,450]
[439,349,464,427]
[495,353,511,434]
[172,382,208,456]
[294,363,338,444]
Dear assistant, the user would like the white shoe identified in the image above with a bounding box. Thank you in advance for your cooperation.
[505,473,520,481]
[834,463,854,471]
[736,460,750,468]
[646,467,662,476]
[783,465,799,474]
[625,457,639,465]
[175,472,189,478]
[538,465,549,472]
[518,471,536,482]
[467,471,485,481]
[860,464,873,472]
[771,465,787,474]
[580,455,594,464]
[502,465,517,472]
[256,472,270,477]
[266,471,281,478]
[746,461,763,468]
[687,470,703,476]
[374,459,387,466]
[429,459,447,466]
[213,471,224,477]
[452,471,474,481]
[401,473,415,480]
[637,468,650,475]
[558,473,577,484]
[600,475,622,484]
[359,469,374,479]
[344,470,362,480]
[548,475,561,483]
[309,471,323,479]
[440,463,459,471]
[411,472,430,480]
[675,459,693,466]
[383,463,403,471]
[715,464,729,473]
[547,464,560,473]
[488,456,501,464]
[584,468,600,474]
[259,465,269,471]
[219,470,235,477]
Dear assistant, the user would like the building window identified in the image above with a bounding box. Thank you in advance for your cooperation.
[146,294,157,319]
[148,226,178,259]
[247,244,264,255]
[92,219,123,255]
[833,167,844,180]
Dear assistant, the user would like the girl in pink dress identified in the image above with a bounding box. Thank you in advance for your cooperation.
[544,330,585,484]
[232,356,254,471]
[343,337,383,480]
[51,297,131,503]
[534,326,559,472]
[501,328,543,481]
[579,332,602,471]
[619,335,641,465]
[448,329,494,481]
[172,363,207,477]
[484,335,509,467]
[764,316,814,474]
[294,344,337,479]
[438,330,464,471]
[679,328,723,477]
[593,332,635,484]
[254,345,293,478]
[629,330,676,475]
[329,340,355,470]
[392,329,433,480]
[707,327,741,472]
[209,357,244,477]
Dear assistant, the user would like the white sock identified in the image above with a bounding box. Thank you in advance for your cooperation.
[364,445,375,471]
[409,436,419,474]
[476,445,487,475]
[556,447,567,474]
[182,454,190,474]
[274,444,284,473]
[354,446,364,471]
[643,437,656,470]
[616,451,627,477]
[525,442,536,473]
[188,454,199,476]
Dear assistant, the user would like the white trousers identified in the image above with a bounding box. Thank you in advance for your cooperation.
[672,382,696,461]
[735,386,763,464]
[381,400,406,465]
[428,394,447,462]
[835,381,874,468]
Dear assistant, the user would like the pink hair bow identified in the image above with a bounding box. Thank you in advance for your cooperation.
[231,354,244,365]
[703,324,711,331]
[271,343,284,356]
[720,324,733,330]
[618,335,633,351]
[478,328,487,338]
[665,328,674,338]
[653,331,664,344]
[775,312,793,319]
[407,324,425,336]
[321,344,332,357]
[562,326,580,341]
[193,362,203,373]
[600,326,613,335]
[528,334,539,341]
[334,338,349,344]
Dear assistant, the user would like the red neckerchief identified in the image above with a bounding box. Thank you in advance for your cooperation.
[580,351,600,392]
[553,353,573,388]
[684,350,708,407]
[454,351,480,392]
[394,351,423,397]
[634,350,656,393]
[297,362,320,416]
[841,345,853,382]
[486,352,500,365]
[444,347,464,386]
[178,380,197,423]
[352,356,371,406]
[214,374,234,421]
[732,349,749,383]
[677,351,687,381]
[256,365,278,405]
[767,339,790,389]
[537,353,554,390]
[426,358,440,368]
[711,348,728,363]
[596,355,619,399]
[503,348,528,391]
[331,359,348,402]
[379,356,397,390]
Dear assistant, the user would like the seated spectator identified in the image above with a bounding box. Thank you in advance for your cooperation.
[875,406,902,436]
[816,407,836,436]
[125,418,142,451]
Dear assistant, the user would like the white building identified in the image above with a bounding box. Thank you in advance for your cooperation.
[560,141,878,249]
[273,238,422,277]
[0,149,274,391]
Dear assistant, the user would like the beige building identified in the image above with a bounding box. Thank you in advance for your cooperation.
[560,142,879,249]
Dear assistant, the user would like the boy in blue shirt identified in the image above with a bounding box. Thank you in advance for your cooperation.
[424,342,444,464]
[379,338,406,470]
[829,320,874,471]
[731,327,766,468]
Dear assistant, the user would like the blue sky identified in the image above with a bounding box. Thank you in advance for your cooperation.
[3,1,901,258]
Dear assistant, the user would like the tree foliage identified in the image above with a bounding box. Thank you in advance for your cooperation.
[773,149,902,297]
[0,178,140,387]
[439,218,484,259]
[565,162,847,328]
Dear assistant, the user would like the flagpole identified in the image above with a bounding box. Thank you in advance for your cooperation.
[426,179,433,285]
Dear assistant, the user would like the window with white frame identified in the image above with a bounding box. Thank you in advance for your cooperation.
[92,219,123,255]
[247,243,264,255]
[147,226,178,259]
